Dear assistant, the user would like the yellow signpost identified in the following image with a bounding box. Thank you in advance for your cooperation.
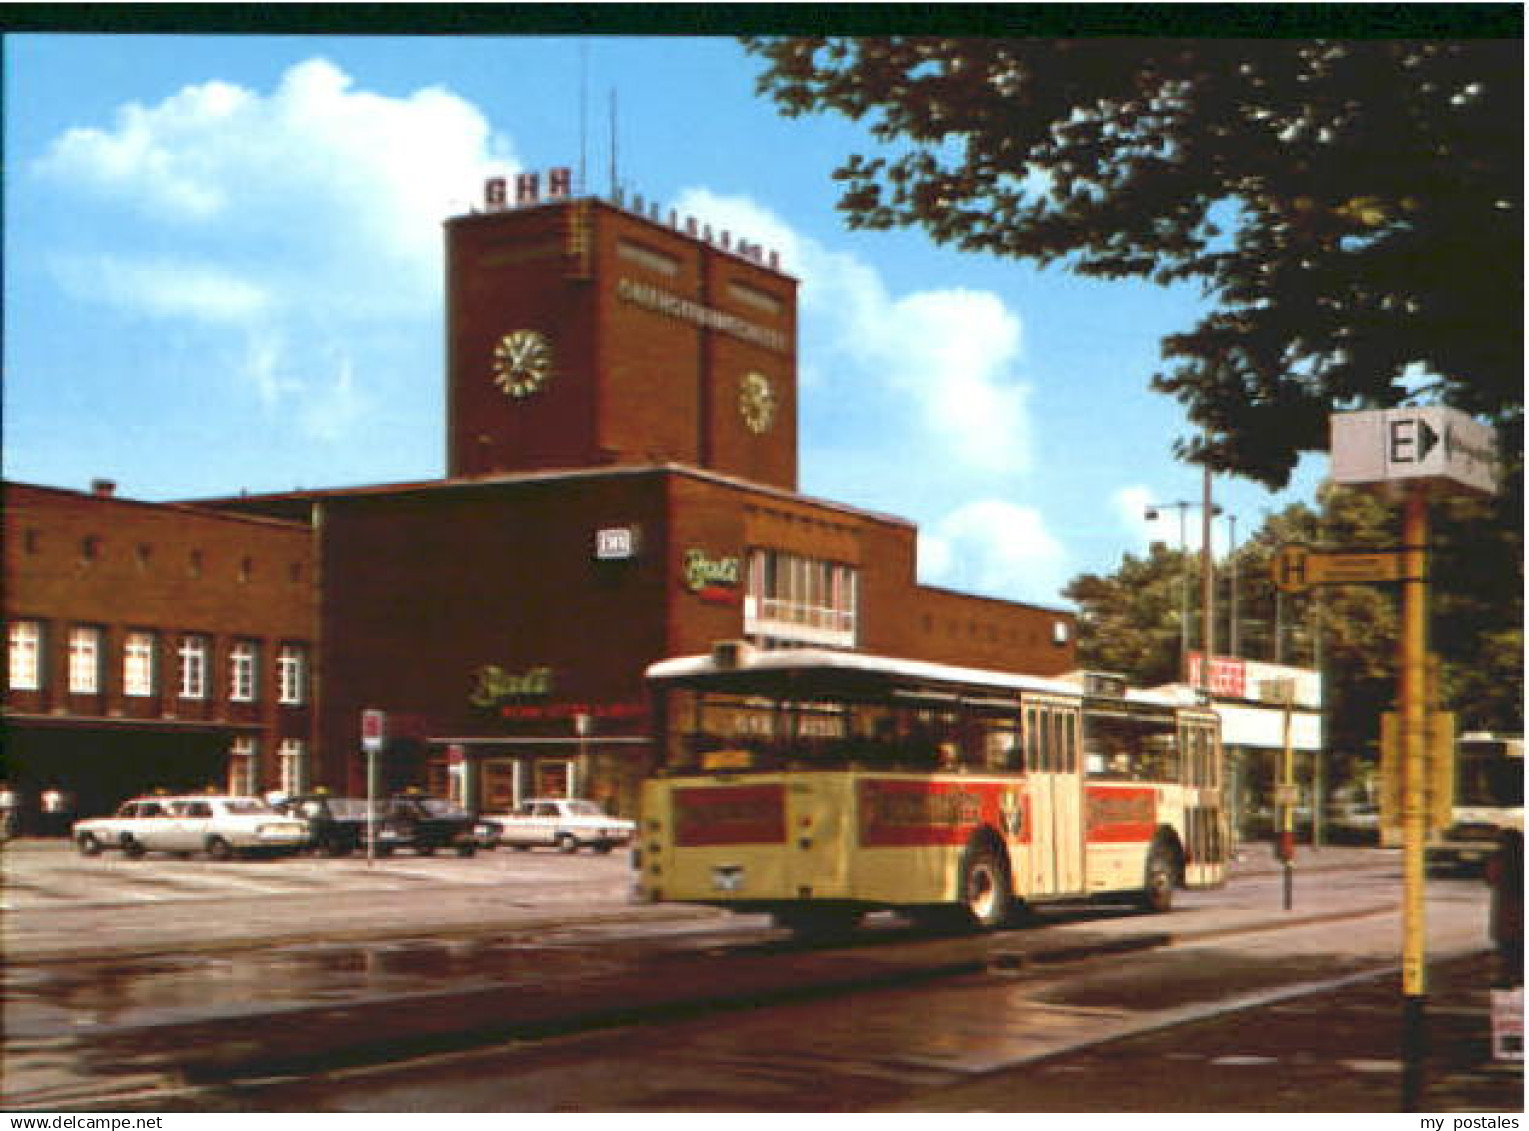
[1329,406,1500,1111]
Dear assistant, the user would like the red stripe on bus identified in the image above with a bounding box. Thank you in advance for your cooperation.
[673,784,786,846]
[1085,785,1157,844]
[858,778,1023,848]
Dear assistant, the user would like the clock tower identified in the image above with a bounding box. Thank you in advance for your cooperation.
[445,176,798,491]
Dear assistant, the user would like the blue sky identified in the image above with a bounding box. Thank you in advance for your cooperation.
[5,33,1323,609]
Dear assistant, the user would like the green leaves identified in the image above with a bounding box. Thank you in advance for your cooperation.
[1064,485,1522,754]
[746,37,1521,488]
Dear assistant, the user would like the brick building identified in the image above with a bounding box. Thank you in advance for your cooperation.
[5,175,1076,820]
[2,480,316,831]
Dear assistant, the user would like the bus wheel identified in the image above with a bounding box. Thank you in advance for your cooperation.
[1140,839,1177,913]
[960,839,1013,929]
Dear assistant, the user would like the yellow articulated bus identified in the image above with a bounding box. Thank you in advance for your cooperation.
[636,644,1227,934]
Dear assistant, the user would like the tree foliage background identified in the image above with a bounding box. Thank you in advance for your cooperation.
[747,32,1523,755]
[1063,486,1523,765]
[745,35,1522,488]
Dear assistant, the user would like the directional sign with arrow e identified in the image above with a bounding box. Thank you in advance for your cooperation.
[1331,406,1499,496]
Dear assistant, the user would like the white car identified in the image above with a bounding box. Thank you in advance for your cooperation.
[488,798,635,854]
[73,795,310,860]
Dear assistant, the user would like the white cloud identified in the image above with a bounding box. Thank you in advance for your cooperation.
[1115,486,1158,548]
[298,350,364,442]
[34,57,517,320]
[673,187,1032,478]
[51,254,271,325]
[918,499,1068,605]
[32,58,516,428]
[869,288,1029,476]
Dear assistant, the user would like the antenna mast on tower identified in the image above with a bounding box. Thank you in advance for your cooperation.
[578,43,589,196]
[609,88,620,200]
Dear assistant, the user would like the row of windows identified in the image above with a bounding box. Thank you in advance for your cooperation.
[669,691,1086,775]
[743,548,858,649]
[7,621,308,705]
[19,528,305,584]
[228,735,307,795]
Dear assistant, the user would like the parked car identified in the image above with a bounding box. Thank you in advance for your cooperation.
[474,816,505,850]
[488,798,635,854]
[1325,799,1381,845]
[276,794,398,857]
[73,795,310,860]
[377,794,478,857]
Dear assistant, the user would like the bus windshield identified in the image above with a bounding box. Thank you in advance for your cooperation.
[1457,744,1525,808]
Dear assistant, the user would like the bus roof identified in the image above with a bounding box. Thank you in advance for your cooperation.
[647,646,1146,703]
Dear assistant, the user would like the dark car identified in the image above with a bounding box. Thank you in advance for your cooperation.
[279,794,394,857]
[381,794,478,857]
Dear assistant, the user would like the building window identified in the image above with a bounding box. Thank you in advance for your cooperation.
[744,549,858,649]
[124,631,157,697]
[8,620,44,691]
[177,634,210,700]
[277,738,306,794]
[229,735,259,796]
[230,640,260,703]
[68,625,103,694]
[81,535,102,562]
[277,644,307,706]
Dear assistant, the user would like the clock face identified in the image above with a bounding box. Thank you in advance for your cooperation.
[739,371,777,434]
[492,330,554,398]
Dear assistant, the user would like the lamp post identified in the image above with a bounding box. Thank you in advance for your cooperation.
[1225,513,1240,658]
[1145,498,1222,683]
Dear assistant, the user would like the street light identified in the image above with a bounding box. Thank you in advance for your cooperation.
[1225,512,1240,658]
[1144,499,1222,682]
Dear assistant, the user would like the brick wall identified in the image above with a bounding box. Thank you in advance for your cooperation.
[2,481,316,806]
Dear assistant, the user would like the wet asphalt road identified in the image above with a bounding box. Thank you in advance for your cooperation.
[50,874,1497,1112]
[3,852,1509,1112]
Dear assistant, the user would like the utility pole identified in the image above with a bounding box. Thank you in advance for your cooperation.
[1201,463,1215,699]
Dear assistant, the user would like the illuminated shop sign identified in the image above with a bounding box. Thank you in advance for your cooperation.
[683,549,741,605]
[469,665,554,709]
[495,700,646,722]
[616,277,789,354]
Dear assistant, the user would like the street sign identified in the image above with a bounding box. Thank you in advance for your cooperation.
[1331,406,1499,496]
[1271,545,1315,593]
[1378,709,1456,843]
[1271,544,1412,593]
[361,708,387,754]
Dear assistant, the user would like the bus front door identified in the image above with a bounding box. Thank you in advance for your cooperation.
[1182,720,1227,888]
[1025,703,1085,897]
